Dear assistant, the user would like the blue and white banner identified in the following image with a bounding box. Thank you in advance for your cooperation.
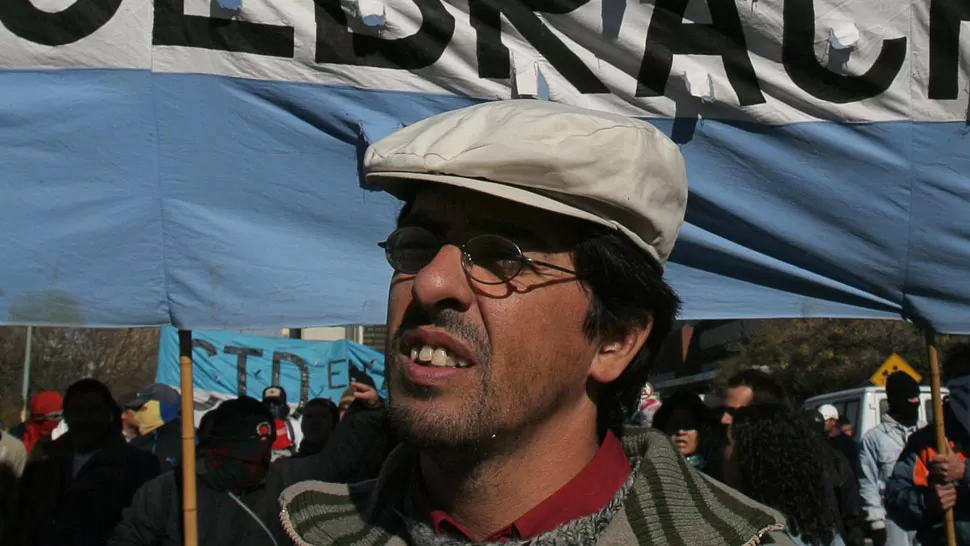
[1,0,968,333]
[156,327,386,409]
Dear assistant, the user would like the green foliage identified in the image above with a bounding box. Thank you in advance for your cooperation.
[715,319,969,404]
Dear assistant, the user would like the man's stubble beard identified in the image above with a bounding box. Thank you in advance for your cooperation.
[386,352,499,452]
[384,308,576,456]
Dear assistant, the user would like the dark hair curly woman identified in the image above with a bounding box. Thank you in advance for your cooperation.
[726,404,840,546]
[652,390,725,480]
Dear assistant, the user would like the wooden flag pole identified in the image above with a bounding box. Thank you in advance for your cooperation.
[179,330,199,546]
[926,330,957,546]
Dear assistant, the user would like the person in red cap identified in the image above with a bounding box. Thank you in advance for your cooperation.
[14,391,64,455]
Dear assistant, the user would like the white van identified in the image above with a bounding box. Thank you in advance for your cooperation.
[803,385,947,441]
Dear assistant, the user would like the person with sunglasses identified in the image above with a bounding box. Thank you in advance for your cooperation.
[280,100,793,546]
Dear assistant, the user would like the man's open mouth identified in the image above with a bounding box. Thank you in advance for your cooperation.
[407,344,472,369]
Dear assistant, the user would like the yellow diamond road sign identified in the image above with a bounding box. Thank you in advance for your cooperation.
[870,353,922,386]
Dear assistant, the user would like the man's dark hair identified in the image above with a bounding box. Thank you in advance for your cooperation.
[572,228,680,430]
[944,343,970,383]
[394,203,680,431]
[64,378,122,432]
[726,369,790,408]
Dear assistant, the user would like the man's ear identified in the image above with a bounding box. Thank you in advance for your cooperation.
[589,318,654,384]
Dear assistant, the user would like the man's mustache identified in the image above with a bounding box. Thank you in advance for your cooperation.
[391,305,491,366]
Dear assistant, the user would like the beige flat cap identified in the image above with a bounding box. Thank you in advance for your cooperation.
[363,100,688,268]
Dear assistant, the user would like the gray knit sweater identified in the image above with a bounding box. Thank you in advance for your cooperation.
[279,426,795,546]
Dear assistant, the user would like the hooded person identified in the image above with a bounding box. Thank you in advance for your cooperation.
[110,396,285,546]
[20,391,63,454]
[125,383,183,472]
[886,344,970,544]
[297,398,339,457]
[262,386,301,461]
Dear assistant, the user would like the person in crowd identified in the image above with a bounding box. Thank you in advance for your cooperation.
[820,404,860,476]
[886,343,970,544]
[858,372,923,546]
[262,386,301,461]
[267,379,397,502]
[0,423,27,540]
[632,382,663,427]
[120,394,143,441]
[110,396,282,546]
[320,380,395,482]
[651,390,725,479]
[721,368,791,425]
[800,408,866,546]
[838,416,855,438]
[12,390,63,454]
[126,384,183,472]
[278,101,791,545]
[727,404,844,546]
[0,424,26,478]
[296,398,339,457]
[6,378,159,546]
[337,373,379,420]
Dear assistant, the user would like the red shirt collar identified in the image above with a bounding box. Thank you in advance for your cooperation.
[425,430,631,542]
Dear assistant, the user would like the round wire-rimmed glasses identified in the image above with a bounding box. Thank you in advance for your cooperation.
[378,226,577,285]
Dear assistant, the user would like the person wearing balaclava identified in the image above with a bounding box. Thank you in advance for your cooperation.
[262,386,302,461]
[125,384,184,472]
[15,390,64,454]
[886,344,970,545]
[859,372,923,546]
[110,396,284,546]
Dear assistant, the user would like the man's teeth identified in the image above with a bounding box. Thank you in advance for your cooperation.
[408,345,470,368]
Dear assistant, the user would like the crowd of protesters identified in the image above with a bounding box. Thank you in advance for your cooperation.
[3,101,970,546]
[4,349,970,546]
[647,343,970,546]
[3,348,970,546]
[0,373,392,546]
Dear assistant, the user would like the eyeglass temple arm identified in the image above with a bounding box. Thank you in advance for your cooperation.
[525,257,577,275]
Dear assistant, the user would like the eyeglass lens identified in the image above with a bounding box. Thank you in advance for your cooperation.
[383,227,526,284]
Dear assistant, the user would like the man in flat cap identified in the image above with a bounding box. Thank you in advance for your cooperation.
[280,101,792,545]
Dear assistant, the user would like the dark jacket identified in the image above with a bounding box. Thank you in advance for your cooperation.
[829,433,859,477]
[264,404,398,541]
[885,424,970,544]
[317,404,397,484]
[6,432,160,546]
[129,419,182,473]
[109,470,283,546]
[830,447,866,546]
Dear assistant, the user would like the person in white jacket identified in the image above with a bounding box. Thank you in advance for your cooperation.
[858,372,923,546]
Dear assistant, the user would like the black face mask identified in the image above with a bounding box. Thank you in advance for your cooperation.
[266,402,288,420]
[890,400,920,426]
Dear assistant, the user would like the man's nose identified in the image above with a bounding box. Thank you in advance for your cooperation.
[411,245,475,312]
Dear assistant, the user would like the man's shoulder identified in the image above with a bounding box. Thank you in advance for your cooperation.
[279,479,405,546]
[616,426,789,545]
